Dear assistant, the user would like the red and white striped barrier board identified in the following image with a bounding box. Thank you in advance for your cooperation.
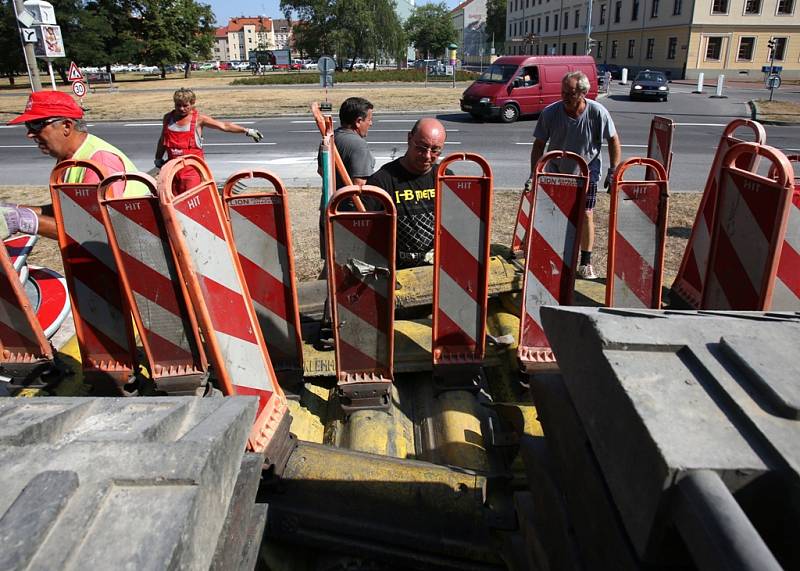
[4,235,37,279]
[50,160,137,393]
[433,154,493,385]
[646,116,674,179]
[672,119,766,308]
[223,170,304,395]
[326,185,396,411]
[0,240,53,380]
[770,155,800,310]
[517,151,588,371]
[703,143,794,310]
[98,172,209,395]
[606,158,670,309]
[28,266,70,339]
[158,156,287,452]
[511,183,533,258]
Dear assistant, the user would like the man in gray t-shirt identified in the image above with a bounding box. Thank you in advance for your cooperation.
[528,71,621,280]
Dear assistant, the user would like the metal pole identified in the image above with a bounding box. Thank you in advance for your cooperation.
[47,60,57,89]
[768,42,776,102]
[11,0,43,91]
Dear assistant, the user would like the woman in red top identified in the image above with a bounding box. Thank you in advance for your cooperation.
[155,88,263,194]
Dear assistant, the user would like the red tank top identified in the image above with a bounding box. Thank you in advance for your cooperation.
[162,109,204,159]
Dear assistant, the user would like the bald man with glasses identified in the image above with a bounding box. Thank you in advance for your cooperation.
[6,91,145,239]
[366,118,450,268]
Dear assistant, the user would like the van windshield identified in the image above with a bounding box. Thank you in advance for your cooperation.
[478,64,518,83]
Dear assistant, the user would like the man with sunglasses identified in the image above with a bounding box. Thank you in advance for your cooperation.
[366,118,448,268]
[7,91,145,239]
[527,70,621,280]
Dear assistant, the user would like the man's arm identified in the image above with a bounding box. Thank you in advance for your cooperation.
[607,134,622,169]
[16,204,57,239]
[529,138,547,176]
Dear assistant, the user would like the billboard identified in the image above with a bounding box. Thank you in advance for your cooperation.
[33,24,65,58]
[249,49,290,67]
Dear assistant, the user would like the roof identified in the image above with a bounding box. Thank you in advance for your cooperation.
[215,26,228,38]
[227,17,273,32]
[450,0,476,14]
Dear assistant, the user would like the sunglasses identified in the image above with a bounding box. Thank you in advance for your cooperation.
[25,117,66,134]
[412,142,443,157]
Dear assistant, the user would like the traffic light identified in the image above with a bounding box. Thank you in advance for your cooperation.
[768,38,776,54]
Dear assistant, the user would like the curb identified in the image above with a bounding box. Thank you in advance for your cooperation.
[748,100,800,126]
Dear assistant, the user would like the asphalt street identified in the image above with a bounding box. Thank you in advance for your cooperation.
[0,80,798,191]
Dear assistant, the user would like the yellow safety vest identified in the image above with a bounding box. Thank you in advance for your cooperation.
[63,134,149,197]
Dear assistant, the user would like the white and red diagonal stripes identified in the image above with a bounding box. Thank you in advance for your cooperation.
[104,197,204,375]
[54,186,135,369]
[4,235,37,275]
[610,183,664,308]
[435,179,488,360]
[172,191,276,397]
[227,198,302,372]
[647,117,674,178]
[0,244,49,359]
[512,189,533,255]
[519,175,581,356]
[331,219,393,376]
[772,169,800,310]
[704,172,787,310]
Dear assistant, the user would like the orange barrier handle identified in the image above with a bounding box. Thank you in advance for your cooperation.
[535,150,590,179]
[222,169,286,199]
[437,152,493,178]
[722,143,793,188]
[156,155,215,202]
[310,102,366,212]
[98,172,158,200]
[615,156,669,184]
[723,118,767,143]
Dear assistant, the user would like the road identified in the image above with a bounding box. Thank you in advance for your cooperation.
[0,81,797,191]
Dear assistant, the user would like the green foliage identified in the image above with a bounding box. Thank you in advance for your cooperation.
[486,0,506,48]
[403,2,456,59]
[0,1,25,84]
[231,68,478,86]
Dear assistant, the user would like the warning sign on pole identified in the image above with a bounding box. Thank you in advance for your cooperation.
[71,81,85,98]
[67,61,83,82]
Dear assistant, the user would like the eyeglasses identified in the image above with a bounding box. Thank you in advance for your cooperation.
[412,142,443,157]
[25,117,66,134]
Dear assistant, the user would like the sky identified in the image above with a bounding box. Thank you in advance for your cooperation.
[208,0,462,24]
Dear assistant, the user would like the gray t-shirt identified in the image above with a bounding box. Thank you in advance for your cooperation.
[532,99,617,174]
[333,127,375,188]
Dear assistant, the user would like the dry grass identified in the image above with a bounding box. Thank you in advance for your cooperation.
[2,184,701,286]
[0,73,468,122]
[752,99,800,123]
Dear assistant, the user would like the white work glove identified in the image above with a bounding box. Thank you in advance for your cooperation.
[1,205,38,238]
[523,177,533,192]
[604,166,617,190]
[154,158,166,168]
[423,249,435,265]
[245,128,263,142]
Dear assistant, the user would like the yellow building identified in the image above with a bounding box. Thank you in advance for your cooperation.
[505,0,800,79]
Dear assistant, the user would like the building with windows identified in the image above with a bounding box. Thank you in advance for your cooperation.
[504,0,800,78]
[214,17,294,62]
[451,0,489,64]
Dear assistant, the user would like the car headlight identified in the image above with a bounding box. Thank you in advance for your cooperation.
[658,85,667,91]
[633,85,643,90]
[479,97,492,104]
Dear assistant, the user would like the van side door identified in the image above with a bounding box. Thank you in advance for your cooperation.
[509,65,540,115]
[541,64,571,107]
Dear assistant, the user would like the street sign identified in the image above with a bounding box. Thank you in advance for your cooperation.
[71,81,86,97]
[766,74,781,90]
[318,56,335,74]
[16,9,34,27]
[33,24,64,58]
[21,28,37,43]
[67,61,84,82]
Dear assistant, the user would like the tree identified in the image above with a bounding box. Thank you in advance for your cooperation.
[280,0,340,58]
[0,2,25,85]
[486,0,506,49]
[403,2,456,60]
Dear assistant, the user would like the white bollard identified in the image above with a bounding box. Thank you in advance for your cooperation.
[694,72,704,93]
[621,68,628,84]
[715,74,724,96]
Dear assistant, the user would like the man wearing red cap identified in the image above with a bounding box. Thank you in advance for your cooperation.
[6,90,145,239]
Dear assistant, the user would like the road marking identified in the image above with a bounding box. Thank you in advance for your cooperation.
[123,123,162,127]
[377,119,417,123]
[514,143,647,148]
[0,145,37,148]
[288,129,459,133]
[204,142,276,146]
[673,123,727,127]
[368,141,460,145]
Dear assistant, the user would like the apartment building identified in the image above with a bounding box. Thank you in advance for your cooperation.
[505,0,800,79]
[214,17,293,62]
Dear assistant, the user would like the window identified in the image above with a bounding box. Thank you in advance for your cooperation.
[711,0,728,13]
[628,39,635,58]
[737,37,755,60]
[744,0,761,13]
[612,39,619,58]
[554,14,559,30]
[632,0,640,19]
[777,0,794,13]
[537,17,541,32]
[525,19,529,32]
[673,0,682,14]
[615,1,622,22]
[564,11,569,28]
[772,37,787,60]
[513,22,517,36]
[646,38,655,58]
[651,0,660,16]
[575,9,580,27]
[545,15,549,31]
[667,37,677,58]
[526,0,529,7]
[597,41,603,58]
[600,4,607,23]
[572,42,577,55]
[706,36,723,60]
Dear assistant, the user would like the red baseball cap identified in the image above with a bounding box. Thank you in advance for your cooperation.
[8,90,84,125]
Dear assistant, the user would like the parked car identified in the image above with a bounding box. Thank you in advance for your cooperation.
[303,61,318,70]
[629,70,669,101]
[461,55,599,123]
[596,63,622,80]
[218,62,232,70]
